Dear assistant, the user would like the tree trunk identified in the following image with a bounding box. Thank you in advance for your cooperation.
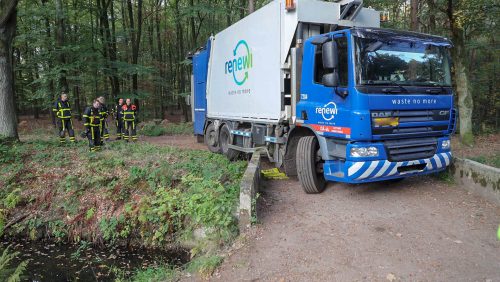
[248,0,255,14]
[410,0,418,31]
[127,0,143,94]
[55,0,69,93]
[426,0,436,33]
[448,0,474,145]
[0,0,19,139]
[173,0,189,122]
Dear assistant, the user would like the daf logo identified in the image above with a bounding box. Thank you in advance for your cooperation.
[315,102,338,121]
[371,111,392,118]
[439,110,449,116]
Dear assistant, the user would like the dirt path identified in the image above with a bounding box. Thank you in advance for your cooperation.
[141,135,207,150]
[205,174,500,281]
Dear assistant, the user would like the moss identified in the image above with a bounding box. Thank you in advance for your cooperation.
[460,131,474,146]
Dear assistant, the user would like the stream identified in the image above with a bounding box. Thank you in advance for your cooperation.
[3,239,190,281]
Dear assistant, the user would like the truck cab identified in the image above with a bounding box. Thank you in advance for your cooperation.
[293,27,454,191]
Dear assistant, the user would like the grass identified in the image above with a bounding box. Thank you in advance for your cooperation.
[140,122,193,137]
[469,153,500,168]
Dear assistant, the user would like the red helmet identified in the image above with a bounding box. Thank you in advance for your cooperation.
[131,105,137,110]
[122,105,127,111]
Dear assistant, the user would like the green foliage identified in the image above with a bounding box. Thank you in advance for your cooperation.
[186,255,223,279]
[140,122,193,137]
[433,170,455,185]
[140,123,167,137]
[129,265,177,282]
[0,246,29,282]
[470,153,500,169]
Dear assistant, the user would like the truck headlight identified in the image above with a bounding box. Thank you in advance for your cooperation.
[441,140,451,149]
[350,147,379,157]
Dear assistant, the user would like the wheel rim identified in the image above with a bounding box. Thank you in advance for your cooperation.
[207,130,217,147]
[314,145,324,177]
[220,128,229,153]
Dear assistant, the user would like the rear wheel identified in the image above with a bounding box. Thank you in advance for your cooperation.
[204,123,221,153]
[296,136,326,194]
[219,124,240,160]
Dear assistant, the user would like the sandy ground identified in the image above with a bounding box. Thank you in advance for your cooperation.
[201,175,500,282]
[141,135,207,150]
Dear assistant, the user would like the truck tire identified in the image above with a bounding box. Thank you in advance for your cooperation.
[296,136,326,194]
[283,137,299,177]
[220,124,240,160]
[204,123,221,153]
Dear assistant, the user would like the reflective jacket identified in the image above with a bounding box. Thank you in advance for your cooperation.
[53,99,72,119]
[115,104,124,119]
[99,104,109,120]
[83,106,102,129]
[122,104,137,121]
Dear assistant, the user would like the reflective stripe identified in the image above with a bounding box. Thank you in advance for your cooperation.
[373,161,391,178]
[434,155,442,168]
[348,162,364,176]
[357,161,380,180]
[441,153,450,166]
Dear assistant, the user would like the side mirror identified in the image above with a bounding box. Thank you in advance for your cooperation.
[322,40,338,69]
[322,72,339,87]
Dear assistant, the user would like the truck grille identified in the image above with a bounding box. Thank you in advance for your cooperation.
[371,109,450,138]
[384,137,437,162]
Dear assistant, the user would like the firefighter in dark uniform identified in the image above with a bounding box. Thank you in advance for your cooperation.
[115,98,125,140]
[52,92,76,144]
[83,99,102,151]
[97,96,110,142]
[122,98,138,142]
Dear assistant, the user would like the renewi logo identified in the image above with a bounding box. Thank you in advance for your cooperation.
[225,40,253,85]
[315,102,338,121]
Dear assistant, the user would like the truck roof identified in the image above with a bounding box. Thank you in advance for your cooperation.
[350,27,452,46]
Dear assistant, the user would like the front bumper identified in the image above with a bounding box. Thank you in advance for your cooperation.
[323,152,451,184]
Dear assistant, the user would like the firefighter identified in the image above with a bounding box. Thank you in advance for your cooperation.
[122,98,138,142]
[97,96,110,142]
[115,98,124,140]
[52,92,76,144]
[83,99,102,151]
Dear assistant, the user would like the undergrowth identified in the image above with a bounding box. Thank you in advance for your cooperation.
[470,153,500,168]
[140,122,193,137]
[0,138,246,278]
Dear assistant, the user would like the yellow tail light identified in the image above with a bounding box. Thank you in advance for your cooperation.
[286,0,295,11]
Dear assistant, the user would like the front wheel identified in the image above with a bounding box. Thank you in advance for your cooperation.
[296,136,326,194]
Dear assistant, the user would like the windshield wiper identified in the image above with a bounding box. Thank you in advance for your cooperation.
[380,81,409,94]
[425,83,448,94]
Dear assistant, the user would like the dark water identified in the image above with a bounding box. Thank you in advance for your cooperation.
[3,239,190,282]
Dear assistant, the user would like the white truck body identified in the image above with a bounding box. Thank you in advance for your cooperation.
[206,0,379,123]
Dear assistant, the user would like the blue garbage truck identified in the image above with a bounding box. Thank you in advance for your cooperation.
[190,0,455,193]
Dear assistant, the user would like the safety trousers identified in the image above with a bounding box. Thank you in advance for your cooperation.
[100,120,110,141]
[57,118,75,144]
[116,119,124,139]
[124,120,137,142]
[87,126,102,151]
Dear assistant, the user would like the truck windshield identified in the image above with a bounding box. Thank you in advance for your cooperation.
[354,37,452,87]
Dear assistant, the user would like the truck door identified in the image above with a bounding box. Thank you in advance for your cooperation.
[298,33,352,139]
[192,43,211,135]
